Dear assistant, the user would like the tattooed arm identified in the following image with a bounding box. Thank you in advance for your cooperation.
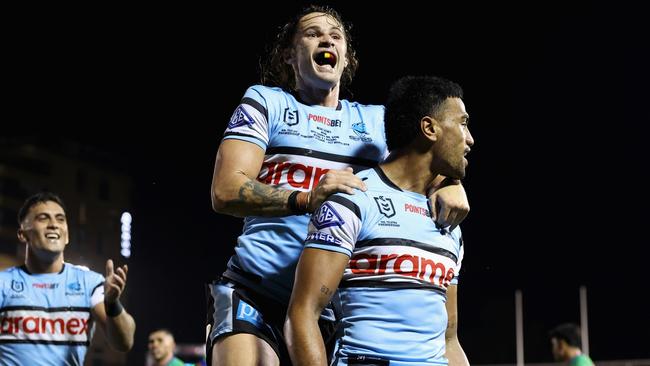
[285,248,348,366]
[211,140,289,217]
[211,140,366,217]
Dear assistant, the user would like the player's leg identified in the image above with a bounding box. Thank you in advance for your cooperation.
[206,280,282,366]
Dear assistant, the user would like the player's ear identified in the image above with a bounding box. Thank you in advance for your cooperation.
[284,48,295,65]
[17,227,27,243]
[421,116,439,142]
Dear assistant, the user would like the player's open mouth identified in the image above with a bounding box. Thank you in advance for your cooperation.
[314,51,337,67]
[46,233,60,239]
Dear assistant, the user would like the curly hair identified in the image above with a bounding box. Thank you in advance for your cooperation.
[385,75,464,151]
[260,5,358,94]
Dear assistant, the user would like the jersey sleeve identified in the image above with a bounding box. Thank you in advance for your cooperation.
[87,271,106,307]
[450,228,464,285]
[375,105,389,160]
[0,274,5,306]
[304,193,364,257]
[222,85,273,150]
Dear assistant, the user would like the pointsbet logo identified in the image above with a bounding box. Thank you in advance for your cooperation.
[308,114,342,127]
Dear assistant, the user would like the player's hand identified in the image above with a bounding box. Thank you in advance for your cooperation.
[308,167,367,211]
[104,259,128,304]
[428,179,469,231]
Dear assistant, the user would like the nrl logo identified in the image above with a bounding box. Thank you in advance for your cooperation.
[11,280,24,293]
[283,108,299,126]
[374,196,396,218]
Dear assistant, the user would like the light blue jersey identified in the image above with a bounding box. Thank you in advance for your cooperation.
[0,264,104,366]
[222,85,387,304]
[305,167,464,366]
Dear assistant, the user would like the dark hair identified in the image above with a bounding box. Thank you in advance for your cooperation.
[17,192,67,225]
[384,75,464,151]
[149,328,175,339]
[549,323,582,348]
[260,5,358,94]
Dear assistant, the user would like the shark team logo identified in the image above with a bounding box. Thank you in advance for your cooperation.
[350,121,372,142]
[374,196,396,218]
[228,106,255,129]
[311,202,345,230]
[352,121,367,135]
[66,281,84,296]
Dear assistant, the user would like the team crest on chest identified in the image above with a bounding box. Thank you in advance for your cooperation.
[11,280,24,293]
[283,108,299,126]
[374,196,396,218]
[350,121,373,142]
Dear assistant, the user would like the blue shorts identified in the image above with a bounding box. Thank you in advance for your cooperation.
[206,278,290,365]
[205,276,342,365]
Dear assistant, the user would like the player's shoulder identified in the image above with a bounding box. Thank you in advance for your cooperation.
[0,266,20,280]
[342,99,384,113]
[356,167,375,180]
[449,226,463,244]
[342,100,385,123]
[241,85,292,116]
[67,262,92,272]
[325,170,379,217]
[66,263,104,281]
[356,167,390,192]
[245,84,286,99]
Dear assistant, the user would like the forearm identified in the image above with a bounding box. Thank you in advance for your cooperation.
[213,176,304,217]
[444,285,467,366]
[428,174,461,192]
[105,310,135,352]
[286,308,328,366]
[212,140,364,217]
[445,336,469,366]
[212,139,304,217]
[286,249,348,366]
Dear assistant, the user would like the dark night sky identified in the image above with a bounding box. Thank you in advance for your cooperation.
[7,1,649,364]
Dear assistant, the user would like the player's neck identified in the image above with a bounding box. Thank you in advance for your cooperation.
[566,347,583,360]
[381,150,437,195]
[294,83,340,108]
[25,252,64,274]
[154,354,174,366]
